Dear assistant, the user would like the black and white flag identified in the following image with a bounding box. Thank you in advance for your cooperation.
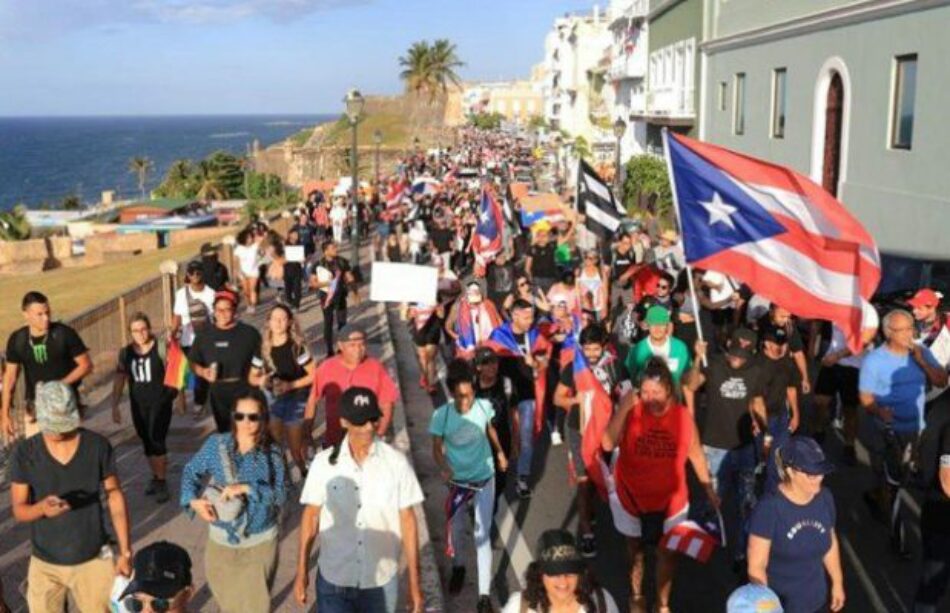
[577,159,625,238]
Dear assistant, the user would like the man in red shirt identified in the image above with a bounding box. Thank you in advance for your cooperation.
[304,323,398,447]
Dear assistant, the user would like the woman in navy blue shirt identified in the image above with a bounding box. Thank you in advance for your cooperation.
[747,436,845,613]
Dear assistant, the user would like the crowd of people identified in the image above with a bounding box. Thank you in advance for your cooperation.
[0,126,949,613]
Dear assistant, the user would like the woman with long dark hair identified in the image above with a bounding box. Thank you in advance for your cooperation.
[180,388,287,613]
[111,312,177,503]
[502,529,619,613]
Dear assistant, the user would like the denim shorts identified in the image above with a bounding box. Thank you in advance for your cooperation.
[270,394,306,424]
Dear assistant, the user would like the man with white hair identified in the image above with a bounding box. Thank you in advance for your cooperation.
[859,308,947,529]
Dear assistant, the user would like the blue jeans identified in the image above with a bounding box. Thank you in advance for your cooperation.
[450,477,496,596]
[704,444,756,561]
[316,571,398,613]
[517,400,536,479]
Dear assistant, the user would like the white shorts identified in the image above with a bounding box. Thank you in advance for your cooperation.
[604,454,689,538]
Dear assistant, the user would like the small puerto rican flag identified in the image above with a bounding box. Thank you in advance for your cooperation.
[659,520,721,563]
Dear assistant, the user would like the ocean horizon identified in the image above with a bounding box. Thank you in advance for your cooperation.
[0,114,337,211]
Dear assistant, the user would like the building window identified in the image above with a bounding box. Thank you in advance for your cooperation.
[734,73,746,135]
[718,81,727,111]
[890,54,917,150]
[771,68,787,138]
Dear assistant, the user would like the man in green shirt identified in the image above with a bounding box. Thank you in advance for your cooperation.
[625,306,692,386]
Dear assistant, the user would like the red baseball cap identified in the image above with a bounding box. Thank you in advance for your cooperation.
[214,289,239,307]
[907,288,940,308]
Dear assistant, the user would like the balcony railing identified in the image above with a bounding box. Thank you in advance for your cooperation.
[639,87,695,119]
[608,51,647,81]
[609,0,649,24]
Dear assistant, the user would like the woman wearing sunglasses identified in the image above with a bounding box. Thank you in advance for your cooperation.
[577,250,608,322]
[179,389,287,613]
[503,275,550,318]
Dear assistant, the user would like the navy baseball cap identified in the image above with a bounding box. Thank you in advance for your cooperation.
[120,541,192,599]
[779,436,835,476]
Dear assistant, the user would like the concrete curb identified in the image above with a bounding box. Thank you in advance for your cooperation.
[372,298,446,612]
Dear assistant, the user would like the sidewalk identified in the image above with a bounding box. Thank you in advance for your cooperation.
[0,244,443,612]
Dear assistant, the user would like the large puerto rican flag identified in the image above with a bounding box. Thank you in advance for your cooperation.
[664,131,880,352]
[472,186,505,270]
[572,348,616,501]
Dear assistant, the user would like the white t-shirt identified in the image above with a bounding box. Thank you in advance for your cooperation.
[329,205,348,225]
[502,589,619,613]
[702,270,739,307]
[234,244,261,277]
[173,285,216,346]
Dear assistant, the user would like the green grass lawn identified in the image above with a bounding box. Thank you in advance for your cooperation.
[287,112,411,150]
[0,229,232,342]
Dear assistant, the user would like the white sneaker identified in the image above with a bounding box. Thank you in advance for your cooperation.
[551,431,563,447]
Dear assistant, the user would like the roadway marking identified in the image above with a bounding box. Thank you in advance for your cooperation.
[840,533,902,613]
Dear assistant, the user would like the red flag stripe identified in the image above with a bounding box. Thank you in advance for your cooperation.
[698,249,863,345]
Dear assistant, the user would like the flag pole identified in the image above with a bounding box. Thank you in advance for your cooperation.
[661,128,707,367]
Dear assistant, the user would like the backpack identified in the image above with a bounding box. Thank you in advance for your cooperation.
[185,287,212,333]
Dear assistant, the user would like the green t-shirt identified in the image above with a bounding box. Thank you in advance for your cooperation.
[625,336,691,386]
[554,242,573,266]
[429,398,496,483]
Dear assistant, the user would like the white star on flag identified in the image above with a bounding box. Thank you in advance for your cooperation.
[699,192,738,230]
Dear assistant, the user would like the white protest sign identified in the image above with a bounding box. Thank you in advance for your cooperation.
[926,326,950,401]
[285,245,305,263]
[370,262,438,305]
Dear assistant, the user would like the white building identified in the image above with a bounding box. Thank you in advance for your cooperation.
[606,0,650,161]
[541,7,614,161]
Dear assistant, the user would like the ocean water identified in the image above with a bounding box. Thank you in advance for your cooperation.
[0,114,336,210]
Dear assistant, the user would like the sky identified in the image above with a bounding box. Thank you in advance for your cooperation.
[0,0,594,116]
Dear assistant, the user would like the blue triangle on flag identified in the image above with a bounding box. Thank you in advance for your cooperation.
[668,136,786,262]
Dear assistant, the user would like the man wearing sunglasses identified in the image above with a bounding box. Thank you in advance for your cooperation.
[119,541,193,612]
[171,261,215,416]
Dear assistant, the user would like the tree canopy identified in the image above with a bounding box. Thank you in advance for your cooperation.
[399,39,465,101]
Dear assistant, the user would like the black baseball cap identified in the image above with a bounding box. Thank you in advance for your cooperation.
[730,327,758,348]
[185,260,203,274]
[474,346,499,366]
[761,323,789,345]
[536,529,586,576]
[779,436,834,476]
[340,386,382,426]
[120,541,192,600]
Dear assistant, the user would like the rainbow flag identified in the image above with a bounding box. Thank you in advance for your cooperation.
[163,340,194,391]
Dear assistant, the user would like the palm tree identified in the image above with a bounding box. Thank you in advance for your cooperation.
[194,160,226,202]
[428,39,464,98]
[128,156,154,201]
[168,159,191,184]
[399,41,433,98]
[399,39,465,102]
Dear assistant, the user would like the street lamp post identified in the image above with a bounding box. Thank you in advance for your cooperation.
[373,129,382,187]
[613,117,627,200]
[553,134,563,189]
[344,88,365,270]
